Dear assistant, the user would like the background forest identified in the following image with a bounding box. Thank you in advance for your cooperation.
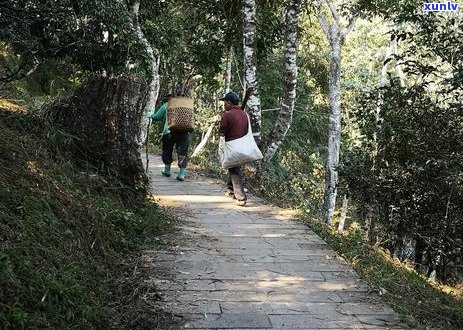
[1,0,462,329]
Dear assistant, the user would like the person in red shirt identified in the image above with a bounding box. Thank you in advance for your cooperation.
[219,91,248,206]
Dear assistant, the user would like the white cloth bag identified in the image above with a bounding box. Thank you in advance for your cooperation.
[218,114,263,168]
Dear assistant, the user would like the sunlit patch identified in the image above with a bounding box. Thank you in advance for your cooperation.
[155,194,227,203]
[0,99,27,113]
[27,160,43,176]
[257,276,306,288]
[146,193,158,204]
[314,282,357,290]
[154,194,238,210]
[261,233,286,238]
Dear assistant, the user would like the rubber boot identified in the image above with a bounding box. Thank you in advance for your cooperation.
[177,168,186,181]
[161,164,171,177]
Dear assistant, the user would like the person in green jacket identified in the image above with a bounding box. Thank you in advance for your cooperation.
[148,95,189,181]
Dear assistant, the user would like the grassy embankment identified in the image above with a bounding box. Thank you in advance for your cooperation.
[0,100,179,329]
[306,218,463,330]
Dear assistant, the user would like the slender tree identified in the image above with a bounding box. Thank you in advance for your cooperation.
[315,0,355,225]
[260,0,302,171]
[243,0,262,140]
[131,1,160,146]
[225,46,234,93]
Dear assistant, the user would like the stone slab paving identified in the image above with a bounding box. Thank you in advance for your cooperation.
[145,155,408,329]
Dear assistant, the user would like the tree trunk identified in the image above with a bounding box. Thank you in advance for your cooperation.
[365,209,376,245]
[191,115,220,158]
[432,193,452,281]
[323,27,341,225]
[316,0,355,225]
[225,46,233,94]
[40,75,149,189]
[260,0,301,171]
[338,192,349,234]
[140,54,160,144]
[243,0,261,141]
[132,1,160,146]
[375,34,396,120]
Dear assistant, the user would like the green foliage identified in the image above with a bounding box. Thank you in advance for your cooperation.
[1,0,149,94]
[141,0,237,88]
[250,36,328,210]
[342,13,463,283]
[255,106,327,212]
[299,11,330,94]
[354,0,420,21]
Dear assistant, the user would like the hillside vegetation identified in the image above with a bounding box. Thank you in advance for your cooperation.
[305,218,463,330]
[0,103,176,329]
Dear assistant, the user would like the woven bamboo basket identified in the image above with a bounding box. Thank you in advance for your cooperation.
[167,97,194,132]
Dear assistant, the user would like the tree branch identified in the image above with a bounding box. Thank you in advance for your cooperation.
[341,15,356,45]
[324,0,340,23]
[314,0,331,38]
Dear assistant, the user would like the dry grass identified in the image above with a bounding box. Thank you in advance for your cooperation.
[0,98,27,113]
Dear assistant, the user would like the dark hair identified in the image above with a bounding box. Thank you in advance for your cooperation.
[221,91,240,105]
[161,94,173,103]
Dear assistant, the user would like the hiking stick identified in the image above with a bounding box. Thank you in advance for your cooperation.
[145,118,151,173]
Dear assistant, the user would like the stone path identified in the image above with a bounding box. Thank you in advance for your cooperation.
[145,155,407,329]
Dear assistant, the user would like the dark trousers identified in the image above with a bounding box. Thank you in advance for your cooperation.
[161,132,189,168]
[227,166,246,201]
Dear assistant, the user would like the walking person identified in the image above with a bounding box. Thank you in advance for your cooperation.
[219,91,248,206]
[148,95,189,181]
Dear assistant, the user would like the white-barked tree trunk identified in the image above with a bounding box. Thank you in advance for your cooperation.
[261,0,302,171]
[243,0,261,141]
[316,0,355,225]
[132,1,160,146]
